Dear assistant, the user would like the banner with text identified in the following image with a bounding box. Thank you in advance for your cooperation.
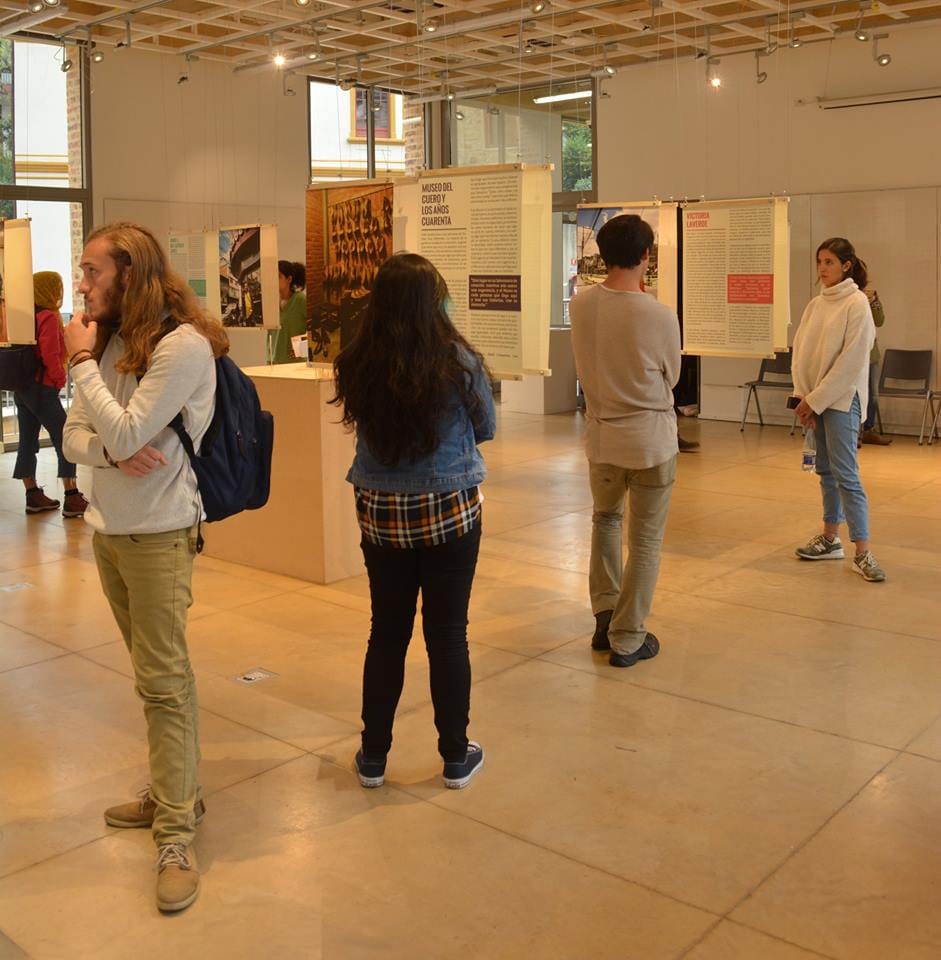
[394,164,552,379]
[682,197,790,358]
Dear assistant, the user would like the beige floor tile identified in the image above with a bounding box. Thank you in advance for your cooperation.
[685,921,831,959]
[0,655,303,878]
[480,496,578,536]
[0,756,715,960]
[327,660,894,914]
[696,546,941,641]
[0,622,67,673]
[542,593,941,748]
[0,930,29,960]
[732,754,941,960]
[903,713,941,761]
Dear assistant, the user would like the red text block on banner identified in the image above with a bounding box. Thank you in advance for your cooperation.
[727,274,773,305]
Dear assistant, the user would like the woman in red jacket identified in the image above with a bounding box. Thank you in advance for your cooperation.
[13,272,86,517]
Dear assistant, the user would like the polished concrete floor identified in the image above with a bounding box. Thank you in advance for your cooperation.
[1,412,940,960]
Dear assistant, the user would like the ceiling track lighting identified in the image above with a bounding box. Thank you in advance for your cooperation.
[307,30,321,60]
[872,33,891,66]
[754,50,767,84]
[854,4,869,41]
[764,18,778,55]
[789,16,803,48]
[706,56,721,89]
[59,41,72,72]
[115,17,131,49]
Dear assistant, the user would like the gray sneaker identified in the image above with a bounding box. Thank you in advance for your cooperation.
[795,534,845,560]
[853,551,886,582]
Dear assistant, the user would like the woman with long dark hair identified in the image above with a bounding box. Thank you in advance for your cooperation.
[332,253,496,789]
[792,238,885,582]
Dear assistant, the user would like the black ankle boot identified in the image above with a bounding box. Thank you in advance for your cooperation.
[591,610,613,651]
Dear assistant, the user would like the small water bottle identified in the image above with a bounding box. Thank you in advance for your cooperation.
[801,428,816,472]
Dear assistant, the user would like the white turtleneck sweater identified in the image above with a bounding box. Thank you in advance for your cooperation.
[792,278,875,415]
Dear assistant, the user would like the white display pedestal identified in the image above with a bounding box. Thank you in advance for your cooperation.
[202,364,363,584]
[501,327,578,414]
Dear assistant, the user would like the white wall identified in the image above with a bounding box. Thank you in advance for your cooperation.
[598,26,941,433]
[90,49,309,259]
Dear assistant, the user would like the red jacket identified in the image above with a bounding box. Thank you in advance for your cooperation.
[34,309,67,390]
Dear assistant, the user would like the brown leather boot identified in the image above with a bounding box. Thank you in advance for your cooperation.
[861,429,892,446]
[25,486,60,514]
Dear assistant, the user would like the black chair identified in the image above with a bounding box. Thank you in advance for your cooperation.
[876,349,939,445]
[740,352,798,433]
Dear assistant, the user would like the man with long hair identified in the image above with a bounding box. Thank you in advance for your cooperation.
[62,222,229,912]
[570,214,681,668]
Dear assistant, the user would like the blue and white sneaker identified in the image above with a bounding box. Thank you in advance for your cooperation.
[354,750,386,788]
[442,741,484,789]
[795,534,845,560]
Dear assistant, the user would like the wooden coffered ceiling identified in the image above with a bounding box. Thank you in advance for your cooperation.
[3,0,941,96]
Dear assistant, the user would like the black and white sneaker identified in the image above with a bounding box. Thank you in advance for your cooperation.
[442,742,484,789]
[795,534,845,560]
[354,749,386,788]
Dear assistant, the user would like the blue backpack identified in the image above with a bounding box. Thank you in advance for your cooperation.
[169,355,274,539]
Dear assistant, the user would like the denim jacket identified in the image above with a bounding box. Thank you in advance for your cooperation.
[346,352,496,493]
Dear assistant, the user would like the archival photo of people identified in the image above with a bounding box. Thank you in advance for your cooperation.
[219,226,265,327]
[305,181,394,361]
[576,205,660,299]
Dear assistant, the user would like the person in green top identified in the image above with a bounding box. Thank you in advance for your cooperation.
[861,287,892,445]
[269,260,307,364]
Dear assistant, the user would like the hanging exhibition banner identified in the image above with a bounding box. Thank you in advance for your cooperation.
[394,164,552,380]
[168,231,216,311]
[0,219,35,344]
[169,224,279,329]
[305,180,394,361]
[682,197,790,358]
[574,202,679,312]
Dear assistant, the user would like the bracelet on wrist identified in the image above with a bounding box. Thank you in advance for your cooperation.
[69,350,94,368]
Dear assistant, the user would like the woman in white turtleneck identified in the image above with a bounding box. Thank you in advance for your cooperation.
[791,237,885,582]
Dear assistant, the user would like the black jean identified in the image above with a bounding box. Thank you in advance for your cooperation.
[360,522,481,763]
[12,382,76,480]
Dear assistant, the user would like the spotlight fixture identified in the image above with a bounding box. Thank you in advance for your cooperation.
[60,56,72,72]
[531,0,548,12]
[423,18,438,33]
[307,31,321,60]
[706,56,721,89]
[790,34,802,48]
[91,46,104,63]
[854,7,868,41]
[872,33,891,65]
[446,91,455,100]
[764,19,778,55]
[524,40,534,54]
[754,51,768,84]
[294,0,311,6]
[27,0,45,13]
[43,0,61,6]
[177,71,188,84]
[338,78,353,91]
[456,110,465,119]
[602,46,616,76]
[282,73,296,96]
[273,52,286,67]
[115,17,132,49]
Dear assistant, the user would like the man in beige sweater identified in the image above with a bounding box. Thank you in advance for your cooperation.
[63,222,228,912]
[570,214,681,667]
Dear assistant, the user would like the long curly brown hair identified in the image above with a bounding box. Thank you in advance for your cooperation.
[331,253,492,466]
[87,221,228,375]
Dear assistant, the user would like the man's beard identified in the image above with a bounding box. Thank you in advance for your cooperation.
[95,278,125,330]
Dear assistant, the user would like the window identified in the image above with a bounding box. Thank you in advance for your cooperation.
[309,81,423,181]
[353,89,392,140]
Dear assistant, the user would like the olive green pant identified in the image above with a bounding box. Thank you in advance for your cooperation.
[588,456,676,655]
[93,526,201,847]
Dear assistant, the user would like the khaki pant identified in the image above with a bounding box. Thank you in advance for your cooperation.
[588,457,676,655]
[93,526,201,846]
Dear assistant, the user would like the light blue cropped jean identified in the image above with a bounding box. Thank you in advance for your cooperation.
[815,394,870,543]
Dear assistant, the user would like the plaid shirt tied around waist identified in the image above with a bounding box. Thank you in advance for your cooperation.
[354,486,482,548]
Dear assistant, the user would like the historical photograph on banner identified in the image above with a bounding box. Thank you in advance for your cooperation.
[219,226,265,327]
[576,206,661,296]
[682,198,789,358]
[305,181,394,361]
